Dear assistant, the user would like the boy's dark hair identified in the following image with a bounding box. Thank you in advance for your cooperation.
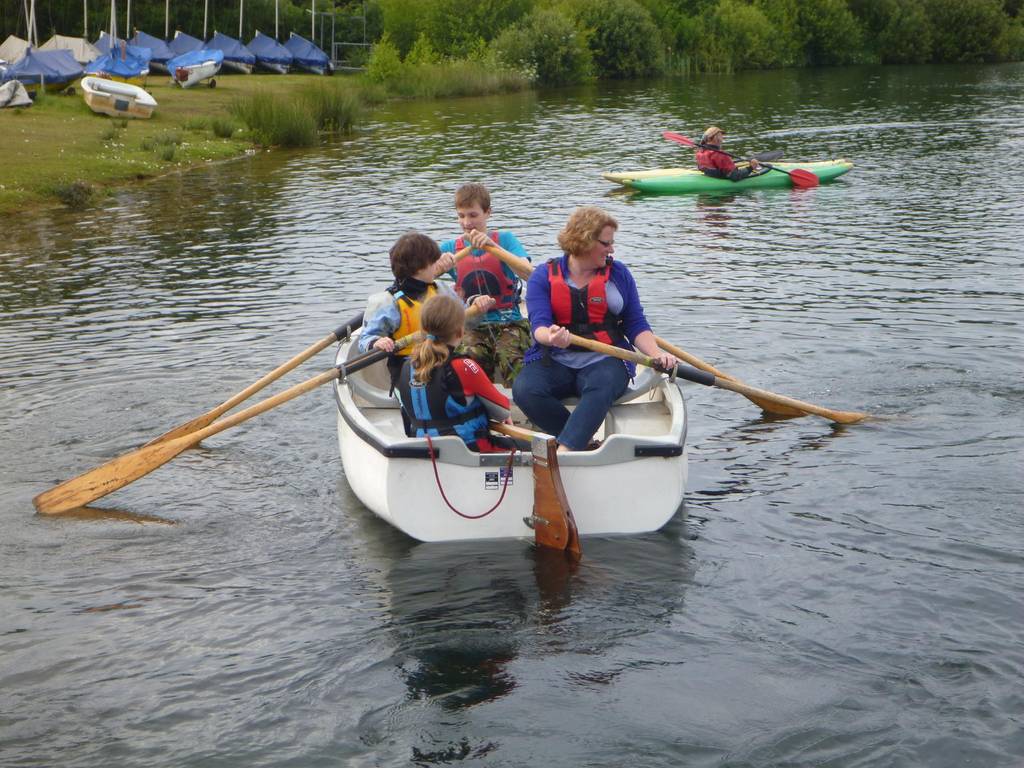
[454,183,491,212]
[389,232,441,280]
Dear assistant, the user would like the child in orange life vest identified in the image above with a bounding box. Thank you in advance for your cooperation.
[359,231,494,387]
[396,294,515,453]
[439,183,532,386]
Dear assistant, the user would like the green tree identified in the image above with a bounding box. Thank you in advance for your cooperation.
[697,0,779,71]
[798,0,863,65]
[925,0,1009,61]
[423,0,531,55]
[491,6,594,84]
[561,0,665,78]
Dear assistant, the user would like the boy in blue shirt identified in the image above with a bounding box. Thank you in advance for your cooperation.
[439,183,532,386]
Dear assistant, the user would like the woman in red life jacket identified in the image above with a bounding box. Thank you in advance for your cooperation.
[695,126,762,181]
[512,206,677,453]
[396,294,515,453]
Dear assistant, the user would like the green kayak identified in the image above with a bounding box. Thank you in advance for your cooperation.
[603,159,854,194]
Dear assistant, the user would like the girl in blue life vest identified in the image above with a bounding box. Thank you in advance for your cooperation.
[512,206,678,453]
[396,294,515,453]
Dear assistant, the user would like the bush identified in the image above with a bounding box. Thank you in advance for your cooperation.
[562,0,665,78]
[1000,19,1024,60]
[756,0,804,66]
[491,7,594,85]
[405,32,438,65]
[421,0,531,54]
[925,0,1009,62]
[210,117,236,138]
[877,0,932,63]
[52,180,93,209]
[697,0,780,72]
[377,0,430,55]
[366,33,404,82]
[230,92,318,147]
[798,0,864,65]
[299,82,362,132]
[159,144,176,162]
[183,116,209,131]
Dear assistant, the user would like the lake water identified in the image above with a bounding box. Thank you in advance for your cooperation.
[2,63,1022,766]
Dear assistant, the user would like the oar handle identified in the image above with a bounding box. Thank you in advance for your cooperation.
[330,310,365,342]
[565,333,715,386]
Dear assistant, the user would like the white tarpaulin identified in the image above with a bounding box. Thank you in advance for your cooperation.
[40,34,102,64]
[0,34,30,63]
[0,80,32,108]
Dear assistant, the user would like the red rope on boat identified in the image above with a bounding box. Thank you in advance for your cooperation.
[425,434,516,520]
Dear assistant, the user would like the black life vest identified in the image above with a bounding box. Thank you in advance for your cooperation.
[547,257,626,347]
[396,355,489,442]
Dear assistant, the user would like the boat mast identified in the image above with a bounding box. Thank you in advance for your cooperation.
[84,0,88,40]
[310,0,314,41]
[27,0,38,46]
[164,0,169,39]
[238,0,243,39]
[203,0,208,40]
[126,0,131,39]
[109,0,116,42]
[274,0,278,40]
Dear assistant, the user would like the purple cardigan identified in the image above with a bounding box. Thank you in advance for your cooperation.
[523,256,652,375]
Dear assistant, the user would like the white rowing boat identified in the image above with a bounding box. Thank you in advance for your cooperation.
[80,75,157,119]
[334,332,688,543]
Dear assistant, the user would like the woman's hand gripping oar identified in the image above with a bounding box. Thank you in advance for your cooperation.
[33,335,418,515]
[566,334,869,425]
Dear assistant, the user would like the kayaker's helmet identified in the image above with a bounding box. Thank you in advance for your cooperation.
[702,126,724,144]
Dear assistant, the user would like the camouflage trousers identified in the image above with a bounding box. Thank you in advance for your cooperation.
[457,319,532,387]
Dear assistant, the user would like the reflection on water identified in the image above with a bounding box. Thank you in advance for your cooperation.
[1,63,1023,767]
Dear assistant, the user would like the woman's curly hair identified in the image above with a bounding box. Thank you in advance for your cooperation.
[557,206,618,255]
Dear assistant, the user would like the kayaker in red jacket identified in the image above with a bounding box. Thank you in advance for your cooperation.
[695,126,762,181]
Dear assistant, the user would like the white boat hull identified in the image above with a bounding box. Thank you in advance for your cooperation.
[80,75,157,118]
[335,335,688,543]
[172,60,221,88]
[220,59,253,74]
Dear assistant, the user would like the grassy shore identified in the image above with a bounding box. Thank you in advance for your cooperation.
[0,74,345,215]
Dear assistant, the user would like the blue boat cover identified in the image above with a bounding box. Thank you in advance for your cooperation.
[130,31,174,64]
[87,35,151,79]
[248,31,292,68]
[168,31,204,56]
[166,48,224,72]
[206,32,256,65]
[93,32,152,63]
[284,33,330,71]
[1,47,83,86]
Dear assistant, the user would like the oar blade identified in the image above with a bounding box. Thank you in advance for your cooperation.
[662,130,696,147]
[33,435,195,515]
[789,168,820,188]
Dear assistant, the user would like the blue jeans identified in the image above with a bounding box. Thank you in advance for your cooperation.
[512,357,629,450]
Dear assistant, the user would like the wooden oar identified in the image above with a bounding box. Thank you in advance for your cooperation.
[490,421,581,558]
[453,248,823,418]
[566,333,869,424]
[143,310,365,447]
[662,130,819,188]
[654,336,805,418]
[33,337,417,516]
